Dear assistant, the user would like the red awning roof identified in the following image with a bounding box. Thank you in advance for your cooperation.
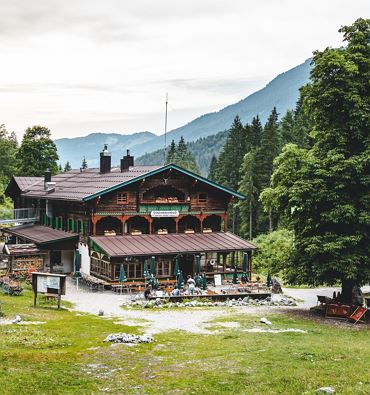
[2,225,78,245]
[90,232,256,257]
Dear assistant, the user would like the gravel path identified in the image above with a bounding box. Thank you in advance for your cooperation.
[63,278,369,334]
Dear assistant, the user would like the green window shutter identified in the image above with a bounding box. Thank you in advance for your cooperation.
[55,217,58,229]
[49,216,53,227]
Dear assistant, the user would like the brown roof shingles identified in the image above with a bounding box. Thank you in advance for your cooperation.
[20,166,161,201]
[3,225,78,245]
[91,232,256,257]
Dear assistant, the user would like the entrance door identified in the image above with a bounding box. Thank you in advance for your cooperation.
[178,254,194,278]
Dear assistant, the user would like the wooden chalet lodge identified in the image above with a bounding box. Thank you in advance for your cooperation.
[2,146,256,285]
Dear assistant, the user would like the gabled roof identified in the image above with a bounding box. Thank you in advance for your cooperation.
[83,164,246,201]
[4,176,43,197]
[8,164,245,202]
[91,231,256,257]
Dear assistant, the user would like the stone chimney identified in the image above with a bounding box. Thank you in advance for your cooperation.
[100,144,111,173]
[120,149,134,172]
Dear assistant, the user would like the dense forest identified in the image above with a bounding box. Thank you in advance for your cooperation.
[0,19,369,301]
[136,130,229,175]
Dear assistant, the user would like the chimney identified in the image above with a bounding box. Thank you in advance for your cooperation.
[120,149,134,172]
[44,169,51,189]
[100,144,111,173]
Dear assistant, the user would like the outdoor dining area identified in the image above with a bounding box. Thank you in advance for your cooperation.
[107,254,270,300]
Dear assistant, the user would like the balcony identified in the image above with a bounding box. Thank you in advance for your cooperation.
[0,208,41,225]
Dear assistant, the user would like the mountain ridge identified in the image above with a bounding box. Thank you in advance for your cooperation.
[55,58,312,168]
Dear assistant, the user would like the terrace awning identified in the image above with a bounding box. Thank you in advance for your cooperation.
[90,231,256,258]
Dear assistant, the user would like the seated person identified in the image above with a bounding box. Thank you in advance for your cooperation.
[171,286,180,296]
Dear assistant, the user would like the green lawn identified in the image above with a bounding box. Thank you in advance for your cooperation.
[0,288,369,394]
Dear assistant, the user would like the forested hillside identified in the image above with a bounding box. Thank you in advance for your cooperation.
[136,130,229,175]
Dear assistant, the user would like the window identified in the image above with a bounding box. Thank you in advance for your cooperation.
[68,218,75,232]
[77,219,85,235]
[117,192,128,204]
[114,261,143,280]
[198,193,208,204]
[156,259,171,276]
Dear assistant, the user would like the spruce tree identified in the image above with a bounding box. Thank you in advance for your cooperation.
[166,140,177,164]
[64,161,72,172]
[216,116,247,191]
[249,116,263,148]
[254,107,280,190]
[216,116,248,234]
[81,156,88,169]
[207,155,218,181]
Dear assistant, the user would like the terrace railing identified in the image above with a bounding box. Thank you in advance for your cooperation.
[0,208,41,225]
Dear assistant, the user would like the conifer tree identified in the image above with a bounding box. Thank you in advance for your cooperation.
[207,155,218,181]
[81,156,88,169]
[64,161,72,172]
[253,107,280,191]
[165,140,177,164]
[216,116,247,191]
[249,116,263,148]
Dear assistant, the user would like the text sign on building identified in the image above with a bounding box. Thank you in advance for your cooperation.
[151,210,179,218]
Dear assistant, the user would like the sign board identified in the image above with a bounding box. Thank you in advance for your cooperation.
[214,274,222,286]
[151,210,179,218]
[37,275,60,293]
[32,272,66,309]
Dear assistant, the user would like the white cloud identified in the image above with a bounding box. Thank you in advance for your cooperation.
[0,0,368,139]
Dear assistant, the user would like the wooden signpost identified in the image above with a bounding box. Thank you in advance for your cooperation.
[32,272,66,309]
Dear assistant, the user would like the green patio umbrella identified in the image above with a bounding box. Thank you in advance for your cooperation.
[177,271,185,289]
[74,250,82,291]
[173,257,180,277]
[202,274,207,290]
[74,250,82,278]
[195,275,202,287]
[149,275,158,289]
[151,256,156,276]
[143,260,150,278]
[119,264,127,283]
[242,253,249,273]
[266,272,272,287]
[195,255,201,275]
[232,266,238,284]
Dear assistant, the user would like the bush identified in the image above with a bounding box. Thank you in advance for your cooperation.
[252,229,293,276]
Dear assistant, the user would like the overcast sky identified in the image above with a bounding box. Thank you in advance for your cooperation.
[1,0,368,140]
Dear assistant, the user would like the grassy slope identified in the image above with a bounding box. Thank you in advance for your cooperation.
[1,288,370,395]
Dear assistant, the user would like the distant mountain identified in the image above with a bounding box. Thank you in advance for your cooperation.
[55,58,312,169]
[134,58,312,156]
[55,131,156,168]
